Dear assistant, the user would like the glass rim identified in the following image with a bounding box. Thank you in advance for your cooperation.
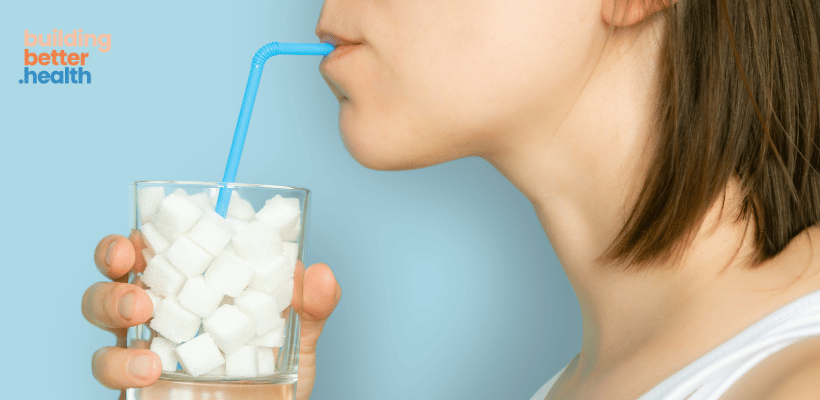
[132,180,309,194]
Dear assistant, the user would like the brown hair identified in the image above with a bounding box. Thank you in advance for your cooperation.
[604,0,820,271]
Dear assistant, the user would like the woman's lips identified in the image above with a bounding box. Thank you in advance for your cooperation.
[316,31,364,100]
[316,30,361,47]
[322,43,363,63]
[319,44,361,101]
[316,30,363,63]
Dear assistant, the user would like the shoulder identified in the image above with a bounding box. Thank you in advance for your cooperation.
[719,336,820,400]
[760,351,820,400]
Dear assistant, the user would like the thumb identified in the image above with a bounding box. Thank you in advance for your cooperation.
[291,261,341,352]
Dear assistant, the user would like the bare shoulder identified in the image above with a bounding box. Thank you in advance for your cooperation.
[717,336,820,400]
[758,348,820,399]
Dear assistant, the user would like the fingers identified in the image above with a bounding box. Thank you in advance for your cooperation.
[301,263,342,322]
[293,262,341,353]
[82,282,153,331]
[92,347,161,390]
[94,235,136,281]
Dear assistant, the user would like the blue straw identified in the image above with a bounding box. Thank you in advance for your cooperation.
[215,42,334,217]
[174,43,333,372]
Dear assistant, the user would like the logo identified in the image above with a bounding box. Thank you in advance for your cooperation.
[21,29,111,84]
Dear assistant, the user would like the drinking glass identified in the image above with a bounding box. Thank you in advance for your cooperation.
[125,181,309,400]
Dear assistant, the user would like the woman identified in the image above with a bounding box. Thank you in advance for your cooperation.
[85,0,820,398]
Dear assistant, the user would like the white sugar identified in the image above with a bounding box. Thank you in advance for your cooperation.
[255,195,301,239]
[232,221,283,264]
[140,222,171,254]
[234,289,280,336]
[141,254,186,298]
[188,210,235,256]
[248,255,292,295]
[280,215,301,242]
[257,347,276,376]
[149,298,201,344]
[282,242,298,267]
[226,217,251,236]
[188,192,214,212]
[204,364,226,377]
[165,236,214,278]
[272,278,294,314]
[137,186,165,224]
[178,276,224,318]
[227,191,256,221]
[204,252,254,297]
[150,336,178,372]
[153,192,204,241]
[175,333,225,377]
[225,345,258,377]
[203,304,255,354]
[250,319,286,348]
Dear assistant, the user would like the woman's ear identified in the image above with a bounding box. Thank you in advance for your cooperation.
[601,0,677,27]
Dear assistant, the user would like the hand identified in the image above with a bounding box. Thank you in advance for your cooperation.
[82,232,341,400]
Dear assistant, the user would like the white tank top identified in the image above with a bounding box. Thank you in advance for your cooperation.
[530,288,820,400]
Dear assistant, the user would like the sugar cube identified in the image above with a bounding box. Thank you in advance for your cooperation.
[250,320,286,348]
[175,333,225,377]
[140,222,171,254]
[225,345,258,377]
[153,193,204,241]
[204,364,226,377]
[232,221,283,264]
[150,336,179,372]
[178,276,224,318]
[249,255,292,295]
[204,252,254,297]
[203,304,255,354]
[212,191,257,220]
[280,216,301,242]
[144,288,163,317]
[257,347,276,376]
[150,298,201,344]
[226,217,251,235]
[138,186,165,223]
[188,210,235,256]
[282,242,299,266]
[234,289,280,336]
[255,195,301,237]
[165,236,214,278]
[227,191,256,221]
[141,255,186,298]
[272,279,294,314]
[188,192,214,212]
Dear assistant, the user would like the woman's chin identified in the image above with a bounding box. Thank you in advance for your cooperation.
[338,104,457,171]
[339,114,418,171]
[342,137,416,171]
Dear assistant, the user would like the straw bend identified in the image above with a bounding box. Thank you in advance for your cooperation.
[252,42,334,65]
[215,42,334,217]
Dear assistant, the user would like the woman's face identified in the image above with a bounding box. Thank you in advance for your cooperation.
[317,0,608,170]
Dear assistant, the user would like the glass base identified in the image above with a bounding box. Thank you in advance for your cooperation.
[126,378,296,400]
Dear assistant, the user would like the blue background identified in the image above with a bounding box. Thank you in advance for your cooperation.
[0,1,581,398]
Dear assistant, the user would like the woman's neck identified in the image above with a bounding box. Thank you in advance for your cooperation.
[481,16,820,397]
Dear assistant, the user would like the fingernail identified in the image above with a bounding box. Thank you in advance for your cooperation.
[129,354,152,380]
[119,292,136,321]
[105,240,117,266]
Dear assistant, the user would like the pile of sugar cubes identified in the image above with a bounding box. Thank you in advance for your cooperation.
[136,186,302,378]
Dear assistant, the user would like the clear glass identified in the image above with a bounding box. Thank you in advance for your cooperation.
[126,181,308,400]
